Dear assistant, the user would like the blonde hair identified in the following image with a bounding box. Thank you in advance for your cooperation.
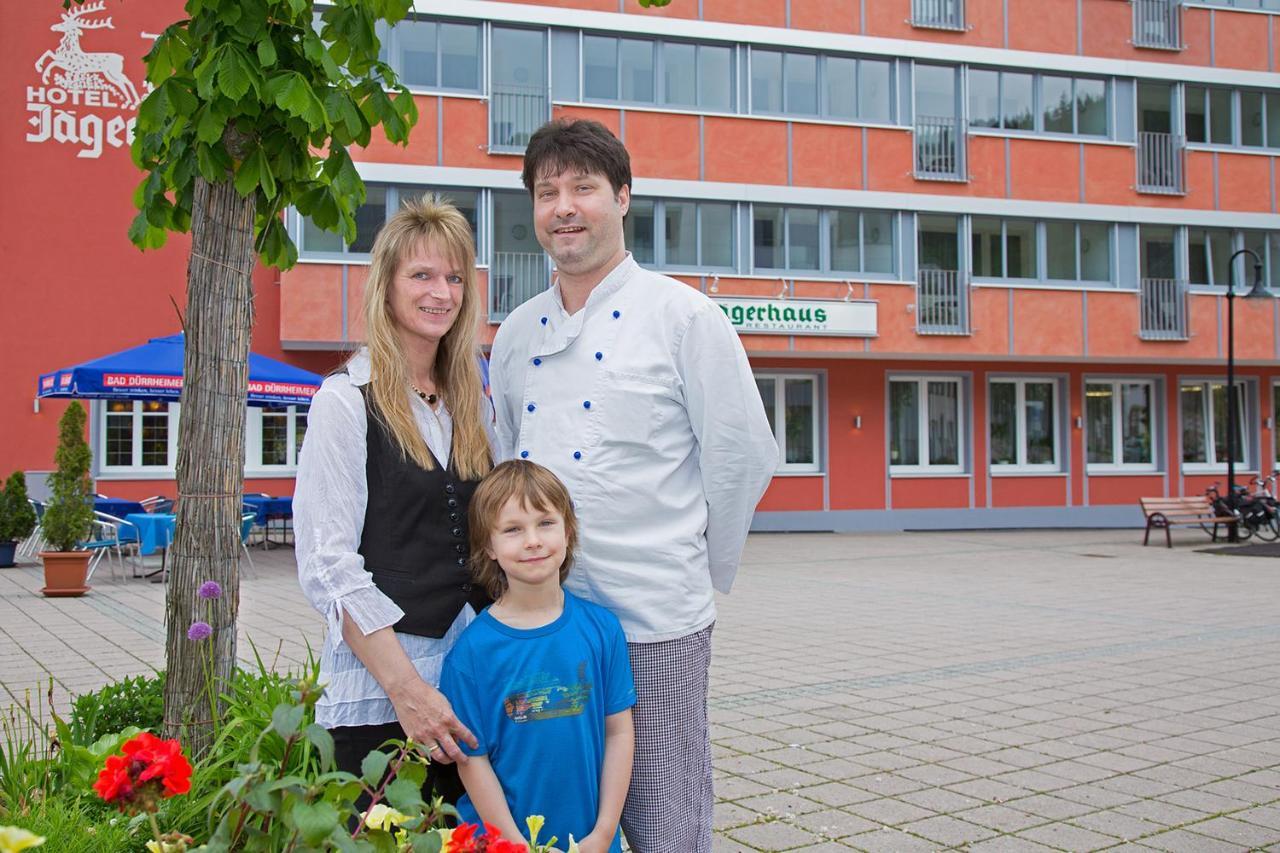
[354,194,492,480]
[468,461,578,600]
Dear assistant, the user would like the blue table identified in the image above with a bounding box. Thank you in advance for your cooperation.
[125,512,175,556]
[95,497,146,518]
[243,495,293,548]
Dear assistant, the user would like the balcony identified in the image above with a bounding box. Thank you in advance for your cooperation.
[489,84,549,153]
[1139,278,1189,340]
[911,0,966,30]
[916,269,970,335]
[1136,131,1186,195]
[489,251,550,321]
[1132,0,1183,50]
[914,116,967,182]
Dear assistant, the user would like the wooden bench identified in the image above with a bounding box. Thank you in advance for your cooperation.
[1139,496,1238,548]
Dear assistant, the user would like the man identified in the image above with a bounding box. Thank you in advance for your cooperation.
[488,118,777,851]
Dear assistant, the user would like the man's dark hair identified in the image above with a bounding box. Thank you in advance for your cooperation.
[521,119,632,197]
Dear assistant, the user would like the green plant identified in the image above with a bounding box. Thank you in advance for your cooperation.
[69,673,166,747]
[39,404,93,552]
[0,472,38,543]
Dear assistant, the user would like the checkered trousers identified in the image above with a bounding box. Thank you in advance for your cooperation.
[620,623,715,853]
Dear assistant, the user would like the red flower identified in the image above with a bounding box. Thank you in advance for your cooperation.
[446,822,528,853]
[93,732,193,812]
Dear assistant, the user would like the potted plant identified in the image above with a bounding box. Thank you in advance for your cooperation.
[0,471,38,567]
[39,402,96,596]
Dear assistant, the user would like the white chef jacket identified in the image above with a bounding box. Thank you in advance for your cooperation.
[489,255,778,643]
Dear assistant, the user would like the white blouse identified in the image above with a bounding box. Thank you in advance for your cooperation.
[293,348,493,728]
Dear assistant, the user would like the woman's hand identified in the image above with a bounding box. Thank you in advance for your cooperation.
[573,832,610,853]
[386,678,478,765]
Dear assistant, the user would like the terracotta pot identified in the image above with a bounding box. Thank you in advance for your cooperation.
[39,550,92,597]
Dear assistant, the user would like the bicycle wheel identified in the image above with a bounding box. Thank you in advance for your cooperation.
[1254,506,1280,542]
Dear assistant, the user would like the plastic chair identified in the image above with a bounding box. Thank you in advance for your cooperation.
[18,500,47,558]
[139,495,169,512]
[83,515,126,582]
[240,513,258,577]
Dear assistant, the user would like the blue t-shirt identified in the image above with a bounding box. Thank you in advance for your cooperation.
[439,590,636,852]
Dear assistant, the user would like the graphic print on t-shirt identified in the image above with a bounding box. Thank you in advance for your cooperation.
[502,661,592,723]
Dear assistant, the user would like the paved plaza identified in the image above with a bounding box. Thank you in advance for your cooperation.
[2,529,1278,851]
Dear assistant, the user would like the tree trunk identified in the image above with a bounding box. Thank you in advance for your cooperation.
[162,177,256,757]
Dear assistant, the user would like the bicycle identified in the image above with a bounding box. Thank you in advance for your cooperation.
[1247,471,1280,542]
[1205,482,1277,542]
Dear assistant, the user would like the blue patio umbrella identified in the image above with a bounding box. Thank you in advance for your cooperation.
[37,333,321,407]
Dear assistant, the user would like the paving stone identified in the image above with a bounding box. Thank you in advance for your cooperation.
[848,798,937,827]
[898,814,998,846]
[1015,822,1123,850]
[843,827,943,853]
[789,808,880,840]
[726,819,824,851]
[1136,828,1253,853]
[956,804,1048,833]
[1180,816,1280,848]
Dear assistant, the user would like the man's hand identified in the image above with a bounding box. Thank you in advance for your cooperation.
[386,678,477,765]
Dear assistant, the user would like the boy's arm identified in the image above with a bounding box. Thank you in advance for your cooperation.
[579,708,634,853]
[456,754,527,845]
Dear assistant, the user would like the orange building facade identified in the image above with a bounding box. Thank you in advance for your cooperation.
[4,0,1280,529]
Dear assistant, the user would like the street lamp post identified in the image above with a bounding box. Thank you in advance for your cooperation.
[1223,248,1270,542]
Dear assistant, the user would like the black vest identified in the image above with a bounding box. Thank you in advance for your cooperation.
[357,386,491,638]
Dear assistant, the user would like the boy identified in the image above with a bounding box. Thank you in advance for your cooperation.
[438,460,635,852]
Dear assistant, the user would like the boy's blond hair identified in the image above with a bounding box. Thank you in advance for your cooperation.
[468,460,578,600]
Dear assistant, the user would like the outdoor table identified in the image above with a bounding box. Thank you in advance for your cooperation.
[95,497,146,518]
[125,512,176,581]
[242,495,293,548]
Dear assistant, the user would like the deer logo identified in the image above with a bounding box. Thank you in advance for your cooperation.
[34,1,140,109]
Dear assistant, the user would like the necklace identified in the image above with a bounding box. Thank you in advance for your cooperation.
[411,384,439,406]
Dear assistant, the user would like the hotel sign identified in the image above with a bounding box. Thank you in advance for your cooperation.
[713,297,877,337]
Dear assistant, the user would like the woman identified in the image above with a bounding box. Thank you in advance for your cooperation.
[294,195,494,803]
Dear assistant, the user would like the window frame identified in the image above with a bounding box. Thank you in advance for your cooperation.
[97,400,180,475]
[1185,84,1280,150]
[581,34,739,113]
[1084,378,1160,472]
[1179,379,1250,471]
[966,67,1111,139]
[749,47,895,123]
[751,204,897,278]
[245,405,310,476]
[380,15,483,95]
[988,378,1062,473]
[294,185,482,260]
[968,218,1113,285]
[754,371,823,475]
[888,375,967,475]
[625,198,738,272]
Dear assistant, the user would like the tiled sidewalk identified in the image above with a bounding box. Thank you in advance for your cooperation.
[2,530,1278,851]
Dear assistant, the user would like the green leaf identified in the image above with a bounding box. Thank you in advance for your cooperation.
[197,105,227,145]
[265,72,327,130]
[410,833,444,853]
[146,26,193,81]
[256,35,278,67]
[196,142,232,182]
[384,777,424,812]
[396,760,427,789]
[360,750,390,786]
[268,701,304,737]
[291,800,340,847]
[129,212,169,250]
[303,723,336,770]
[217,46,261,101]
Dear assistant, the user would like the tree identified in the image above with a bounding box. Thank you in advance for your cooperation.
[63,0,418,755]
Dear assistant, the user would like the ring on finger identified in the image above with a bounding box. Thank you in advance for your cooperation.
[426,743,440,754]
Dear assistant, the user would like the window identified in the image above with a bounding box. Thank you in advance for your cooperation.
[1274,382,1280,469]
[249,406,309,470]
[753,206,894,276]
[890,377,965,472]
[583,36,735,111]
[1186,86,1280,148]
[100,401,177,471]
[751,49,892,121]
[968,69,1108,136]
[971,218,1111,283]
[1181,381,1247,469]
[624,199,735,270]
[755,374,820,473]
[1183,0,1280,9]
[1187,229,1280,290]
[990,379,1059,470]
[1086,380,1157,469]
[297,186,479,257]
[383,17,481,92]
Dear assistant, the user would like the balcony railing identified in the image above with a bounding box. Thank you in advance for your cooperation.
[1136,131,1186,195]
[1133,0,1183,50]
[1139,278,1189,340]
[916,269,970,335]
[914,116,967,182]
[489,84,549,153]
[911,0,966,30]
[489,251,551,320]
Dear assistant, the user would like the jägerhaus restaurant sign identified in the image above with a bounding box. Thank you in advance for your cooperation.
[712,297,877,337]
